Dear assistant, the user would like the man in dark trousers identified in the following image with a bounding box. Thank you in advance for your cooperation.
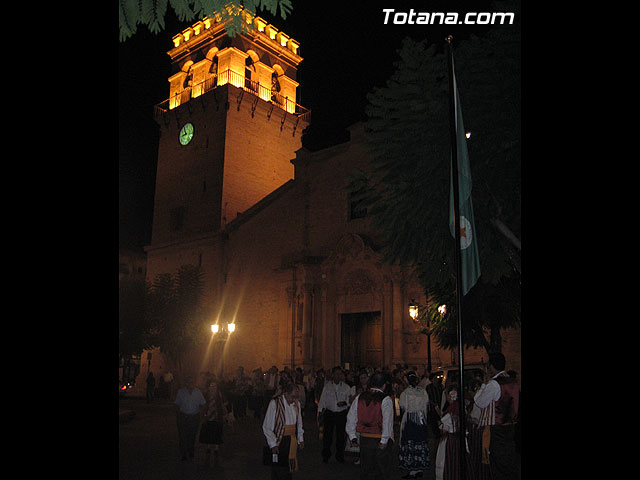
[345,372,394,480]
[146,371,156,403]
[317,366,352,463]
[473,352,520,480]
[174,375,206,460]
[262,383,304,480]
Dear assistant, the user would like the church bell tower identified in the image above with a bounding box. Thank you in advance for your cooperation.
[149,10,309,250]
[144,11,310,363]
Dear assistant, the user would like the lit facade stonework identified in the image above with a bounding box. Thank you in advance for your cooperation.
[136,13,520,386]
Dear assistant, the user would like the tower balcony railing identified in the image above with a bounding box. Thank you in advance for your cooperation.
[154,69,310,123]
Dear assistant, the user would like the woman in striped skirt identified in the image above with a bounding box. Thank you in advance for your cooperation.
[398,371,430,479]
[435,385,475,480]
[199,380,226,465]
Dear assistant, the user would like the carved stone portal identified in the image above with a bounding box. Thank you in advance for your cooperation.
[342,268,377,295]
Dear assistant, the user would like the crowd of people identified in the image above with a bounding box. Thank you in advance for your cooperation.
[168,353,520,480]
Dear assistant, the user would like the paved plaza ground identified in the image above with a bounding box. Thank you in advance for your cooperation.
[119,396,437,480]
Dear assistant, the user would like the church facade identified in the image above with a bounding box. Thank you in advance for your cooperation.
[135,12,520,387]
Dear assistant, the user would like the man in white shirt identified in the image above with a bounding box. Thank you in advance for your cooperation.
[318,366,352,463]
[473,353,520,480]
[262,383,304,480]
[346,372,394,479]
[174,375,206,460]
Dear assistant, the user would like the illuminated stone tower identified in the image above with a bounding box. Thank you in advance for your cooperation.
[150,12,308,243]
[146,11,308,300]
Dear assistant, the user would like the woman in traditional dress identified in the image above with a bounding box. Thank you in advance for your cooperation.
[199,380,226,466]
[435,384,475,480]
[398,371,430,479]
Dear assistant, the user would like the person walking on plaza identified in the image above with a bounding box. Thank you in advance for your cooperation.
[434,384,474,480]
[313,368,326,440]
[313,368,326,407]
[303,369,314,409]
[345,371,370,464]
[391,368,407,420]
[264,366,280,415]
[474,352,520,480]
[345,372,394,480]
[163,370,174,399]
[262,383,305,480]
[294,367,307,414]
[199,380,226,466]
[398,371,430,479]
[318,366,352,463]
[146,371,156,403]
[158,373,166,399]
[231,366,250,419]
[425,372,443,470]
[250,367,266,419]
[468,378,491,480]
[175,375,206,461]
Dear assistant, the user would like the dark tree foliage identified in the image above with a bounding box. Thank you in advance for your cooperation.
[119,276,150,357]
[144,264,206,371]
[119,0,293,41]
[356,1,521,353]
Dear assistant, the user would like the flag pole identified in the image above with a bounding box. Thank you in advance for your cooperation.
[446,34,468,479]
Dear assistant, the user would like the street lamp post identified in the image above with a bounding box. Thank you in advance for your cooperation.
[408,301,419,322]
[409,300,432,372]
[408,301,446,374]
[211,322,236,378]
[211,322,236,335]
[435,305,447,374]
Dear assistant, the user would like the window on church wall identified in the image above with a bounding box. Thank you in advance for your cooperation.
[182,62,193,90]
[202,55,218,92]
[175,61,194,106]
[191,63,207,98]
[244,57,258,93]
[169,76,187,109]
[172,71,192,107]
[271,72,282,106]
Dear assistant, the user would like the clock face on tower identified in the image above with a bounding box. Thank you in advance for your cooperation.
[179,122,194,145]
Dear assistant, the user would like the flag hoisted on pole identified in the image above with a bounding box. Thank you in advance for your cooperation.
[446,34,481,480]
[448,48,481,296]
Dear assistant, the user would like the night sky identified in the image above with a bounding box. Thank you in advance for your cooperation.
[119,0,499,252]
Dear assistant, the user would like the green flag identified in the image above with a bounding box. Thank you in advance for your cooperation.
[449,69,481,295]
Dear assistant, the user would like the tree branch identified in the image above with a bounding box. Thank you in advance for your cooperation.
[490,217,521,251]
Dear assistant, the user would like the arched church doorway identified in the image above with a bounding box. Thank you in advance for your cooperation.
[340,311,382,369]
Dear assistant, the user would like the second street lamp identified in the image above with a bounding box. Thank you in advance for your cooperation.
[211,322,236,378]
[409,300,432,372]
[211,322,236,336]
[409,301,419,321]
